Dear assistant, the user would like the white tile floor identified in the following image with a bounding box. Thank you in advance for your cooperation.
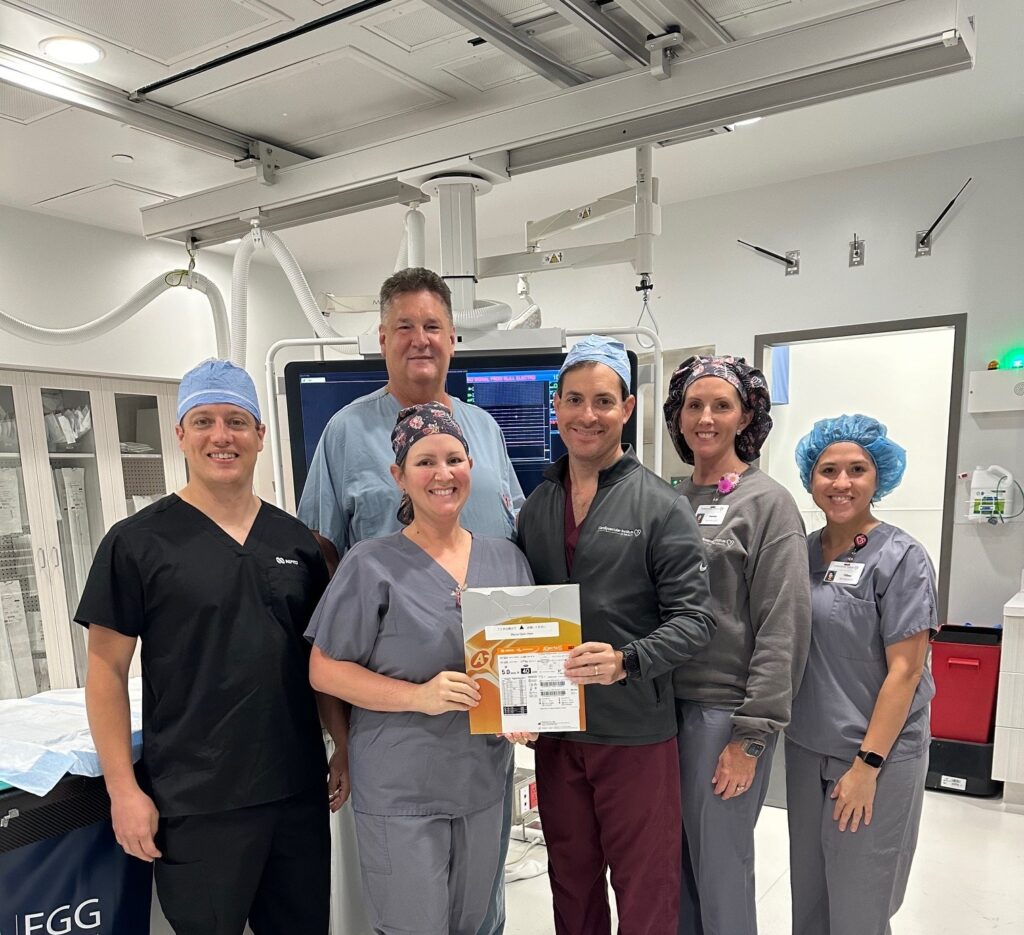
[504,791,1024,934]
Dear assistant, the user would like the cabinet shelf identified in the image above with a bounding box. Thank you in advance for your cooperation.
[0,451,22,459]
[47,452,97,460]
[120,453,162,459]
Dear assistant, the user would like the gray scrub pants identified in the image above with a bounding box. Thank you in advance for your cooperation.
[353,800,505,935]
[476,765,513,935]
[676,702,776,935]
[785,739,926,935]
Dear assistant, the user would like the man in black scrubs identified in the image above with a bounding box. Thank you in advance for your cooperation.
[77,359,346,935]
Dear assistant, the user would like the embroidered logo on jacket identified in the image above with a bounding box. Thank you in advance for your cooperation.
[275,557,300,565]
[596,525,642,538]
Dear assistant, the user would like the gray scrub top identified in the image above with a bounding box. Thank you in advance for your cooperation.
[787,522,937,762]
[305,532,534,817]
[297,388,524,554]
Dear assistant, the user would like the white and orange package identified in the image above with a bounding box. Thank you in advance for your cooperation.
[460,584,585,735]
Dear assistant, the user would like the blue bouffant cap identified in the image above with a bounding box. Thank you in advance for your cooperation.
[177,359,261,423]
[795,414,907,501]
[559,335,631,391]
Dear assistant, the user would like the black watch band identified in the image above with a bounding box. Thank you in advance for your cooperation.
[620,647,641,681]
[856,749,884,769]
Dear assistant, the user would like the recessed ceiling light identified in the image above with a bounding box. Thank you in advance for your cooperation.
[225,238,242,245]
[111,153,134,164]
[726,117,763,129]
[39,36,104,65]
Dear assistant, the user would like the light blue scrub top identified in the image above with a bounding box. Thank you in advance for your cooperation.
[787,522,937,763]
[298,388,524,553]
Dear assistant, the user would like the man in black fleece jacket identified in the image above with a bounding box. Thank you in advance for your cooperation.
[516,335,714,935]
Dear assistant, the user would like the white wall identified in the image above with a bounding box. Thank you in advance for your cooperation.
[0,204,317,500]
[309,135,1024,627]
[4,137,1022,624]
[763,330,956,567]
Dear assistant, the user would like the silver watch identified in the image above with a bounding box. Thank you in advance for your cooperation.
[742,739,767,759]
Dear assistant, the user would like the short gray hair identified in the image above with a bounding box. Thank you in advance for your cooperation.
[379,268,453,324]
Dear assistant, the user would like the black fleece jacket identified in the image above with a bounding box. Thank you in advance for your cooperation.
[516,447,714,745]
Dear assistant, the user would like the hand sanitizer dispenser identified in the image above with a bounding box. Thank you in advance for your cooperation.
[968,465,1016,522]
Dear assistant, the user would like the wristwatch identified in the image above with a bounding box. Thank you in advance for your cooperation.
[741,739,767,759]
[619,647,641,681]
[856,749,885,769]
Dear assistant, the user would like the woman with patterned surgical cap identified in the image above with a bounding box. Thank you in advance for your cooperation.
[304,403,533,935]
[787,414,937,935]
[663,356,811,935]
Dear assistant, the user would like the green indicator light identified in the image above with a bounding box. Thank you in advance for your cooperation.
[998,346,1024,370]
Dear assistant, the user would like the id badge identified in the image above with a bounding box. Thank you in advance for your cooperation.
[695,504,729,526]
[824,561,865,586]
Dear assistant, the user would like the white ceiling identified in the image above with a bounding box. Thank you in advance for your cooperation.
[1,0,1021,272]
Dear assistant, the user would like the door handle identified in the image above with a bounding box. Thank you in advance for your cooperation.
[38,547,46,569]
[51,546,60,568]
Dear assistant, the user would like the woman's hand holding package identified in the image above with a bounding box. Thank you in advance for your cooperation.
[415,671,481,715]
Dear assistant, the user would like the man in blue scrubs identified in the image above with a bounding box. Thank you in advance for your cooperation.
[298,267,524,934]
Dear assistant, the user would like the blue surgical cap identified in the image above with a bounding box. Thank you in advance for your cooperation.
[177,359,261,423]
[794,414,907,501]
[560,335,631,391]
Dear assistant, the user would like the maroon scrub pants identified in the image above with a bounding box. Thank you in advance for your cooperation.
[535,735,681,935]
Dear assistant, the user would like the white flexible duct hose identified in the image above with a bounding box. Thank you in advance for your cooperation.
[229,235,256,366]
[394,229,409,272]
[0,271,229,356]
[454,298,511,329]
[405,208,426,269]
[393,208,426,272]
[229,229,345,368]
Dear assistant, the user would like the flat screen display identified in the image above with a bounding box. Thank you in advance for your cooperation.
[283,351,638,503]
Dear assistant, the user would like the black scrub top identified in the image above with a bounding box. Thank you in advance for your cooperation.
[75,494,329,818]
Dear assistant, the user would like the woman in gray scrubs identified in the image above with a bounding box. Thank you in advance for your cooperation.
[305,403,533,935]
[663,356,811,935]
[787,414,937,935]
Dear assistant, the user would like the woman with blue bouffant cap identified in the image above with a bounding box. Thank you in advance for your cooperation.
[786,414,938,935]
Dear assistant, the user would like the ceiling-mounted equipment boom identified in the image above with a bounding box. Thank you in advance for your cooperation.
[140,0,974,247]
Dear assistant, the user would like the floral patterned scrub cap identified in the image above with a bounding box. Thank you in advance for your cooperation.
[391,402,469,465]
[391,402,470,525]
[663,355,773,465]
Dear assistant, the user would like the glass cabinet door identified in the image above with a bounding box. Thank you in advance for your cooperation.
[114,393,170,515]
[38,385,105,685]
[0,384,51,699]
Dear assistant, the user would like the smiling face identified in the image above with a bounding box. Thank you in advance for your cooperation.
[390,432,472,525]
[810,441,878,525]
[379,290,456,398]
[678,376,752,468]
[176,404,265,489]
[553,362,635,470]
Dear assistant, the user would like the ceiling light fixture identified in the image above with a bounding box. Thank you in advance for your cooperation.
[726,117,763,129]
[39,36,104,65]
[111,153,134,164]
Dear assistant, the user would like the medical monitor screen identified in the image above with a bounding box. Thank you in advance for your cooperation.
[284,351,638,503]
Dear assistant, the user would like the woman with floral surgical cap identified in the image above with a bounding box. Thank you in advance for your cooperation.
[304,402,533,935]
[787,414,937,935]
[663,355,811,935]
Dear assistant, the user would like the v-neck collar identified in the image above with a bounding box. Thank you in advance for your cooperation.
[172,493,268,553]
[396,529,477,589]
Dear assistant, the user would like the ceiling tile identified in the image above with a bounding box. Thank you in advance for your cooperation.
[182,46,452,145]
[362,1,467,52]
[33,180,170,233]
[0,83,67,123]
[8,0,281,65]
